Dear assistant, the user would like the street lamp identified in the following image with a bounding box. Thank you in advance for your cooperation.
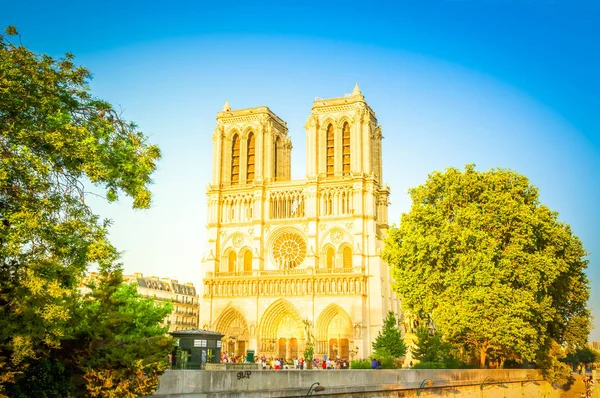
[416,379,434,396]
[305,382,326,397]
[480,376,495,391]
[521,375,540,387]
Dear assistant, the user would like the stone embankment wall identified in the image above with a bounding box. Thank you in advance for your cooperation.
[152,368,560,397]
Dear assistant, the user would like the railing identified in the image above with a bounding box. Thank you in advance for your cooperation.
[206,267,364,279]
[175,310,197,316]
[207,271,253,278]
[174,320,198,326]
[172,298,197,305]
[315,266,364,274]
[259,268,309,276]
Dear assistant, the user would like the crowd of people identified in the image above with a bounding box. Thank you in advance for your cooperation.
[581,374,594,398]
[220,353,350,369]
[256,356,350,370]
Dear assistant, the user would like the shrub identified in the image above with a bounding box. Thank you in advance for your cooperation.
[393,358,404,369]
[369,351,403,369]
[413,361,445,369]
[412,358,466,369]
[379,355,396,369]
[350,360,371,369]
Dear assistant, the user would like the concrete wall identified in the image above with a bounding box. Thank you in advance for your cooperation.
[152,369,561,397]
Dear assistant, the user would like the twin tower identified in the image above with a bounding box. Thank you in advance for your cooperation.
[210,83,383,186]
[200,85,400,362]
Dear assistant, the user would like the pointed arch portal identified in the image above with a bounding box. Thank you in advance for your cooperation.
[316,304,354,359]
[214,307,250,357]
[259,299,304,359]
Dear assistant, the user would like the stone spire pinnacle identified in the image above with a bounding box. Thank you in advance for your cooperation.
[352,82,362,96]
[222,100,231,112]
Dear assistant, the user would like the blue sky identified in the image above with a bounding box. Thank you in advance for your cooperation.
[4,0,599,340]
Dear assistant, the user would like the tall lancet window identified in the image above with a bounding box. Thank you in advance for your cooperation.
[326,124,334,177]
[231,134,240,184]
[326,247,335,269]
[246,132,255,183]
[343,246,352,268]
[228,251,236,273]
[243,250,252,272]
[342,122,351,174]
[274,136,280,179]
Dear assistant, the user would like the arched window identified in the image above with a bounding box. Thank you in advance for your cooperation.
[243,250,252,272]
[342,122,350,174]
[228,251,236,273]
[326,124,334,177]
[326,247,335,269]
[246,132,255,183]
[231,134,240,184]
[343,246,352,268]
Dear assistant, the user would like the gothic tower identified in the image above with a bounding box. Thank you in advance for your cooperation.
[305,83,383,183]
[211,103,292,187]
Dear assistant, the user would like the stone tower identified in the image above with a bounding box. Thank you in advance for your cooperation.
[200,85,399,362]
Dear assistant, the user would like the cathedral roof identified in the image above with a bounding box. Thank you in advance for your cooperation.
[311,83,372,113]
[216,104,287,129]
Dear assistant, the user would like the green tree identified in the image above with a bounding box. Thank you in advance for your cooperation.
[564,346,600,371]
[372,311,406,358]
[0,26,163,396]
[302,319,315,366]
[383,165,590,381]
[6,273,174,397]
[412,326,452,364]
[71,274,173,397]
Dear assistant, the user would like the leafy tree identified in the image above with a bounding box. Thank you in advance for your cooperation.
[413,326,452,364]
[302,319,315,366]
[0,26,164,396]
[383,165,590,381]
[6,274,173,397]
[70,274,173,397]
[372,311,407,358]
[563,347,600,371]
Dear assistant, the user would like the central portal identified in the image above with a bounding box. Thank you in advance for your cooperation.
[259,299,305,359]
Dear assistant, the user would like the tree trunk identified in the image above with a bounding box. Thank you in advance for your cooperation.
[479,348,487,368]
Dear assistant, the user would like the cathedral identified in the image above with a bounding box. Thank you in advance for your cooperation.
[199,84,401,361]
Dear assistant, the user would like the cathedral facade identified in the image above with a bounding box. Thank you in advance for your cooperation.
[199,85,401,361]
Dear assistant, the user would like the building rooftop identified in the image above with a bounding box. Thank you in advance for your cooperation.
[169,329,224,337]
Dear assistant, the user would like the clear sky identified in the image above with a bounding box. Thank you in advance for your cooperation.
[3,0,599,340]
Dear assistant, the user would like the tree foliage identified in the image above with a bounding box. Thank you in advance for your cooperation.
[413,326,453,364]
[302,319,315,364]
[372,311,407,358]
[383,165,590,379]
[564,347,600,369]
[0,26,166,396]
[6,274,173,397]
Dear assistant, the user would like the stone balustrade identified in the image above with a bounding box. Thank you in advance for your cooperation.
[203,267,366,298]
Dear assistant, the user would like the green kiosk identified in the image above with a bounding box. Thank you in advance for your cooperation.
[169,329,224,370]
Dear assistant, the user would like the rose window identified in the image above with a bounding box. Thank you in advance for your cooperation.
[272,231,307,270]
